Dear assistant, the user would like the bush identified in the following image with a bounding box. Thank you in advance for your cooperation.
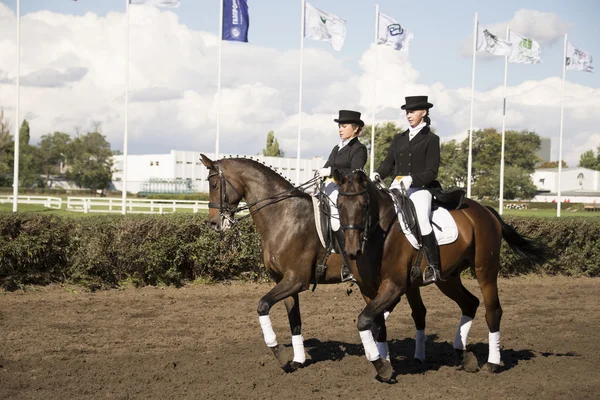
[0,213,598,290]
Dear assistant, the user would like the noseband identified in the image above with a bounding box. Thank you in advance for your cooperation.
[337,186,371,254]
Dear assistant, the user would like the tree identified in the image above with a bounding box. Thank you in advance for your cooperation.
[39,132,72,184]
[0,108,13,186]
[439,139,467,190]
[538,160,568,168]
[66,130,113,192]
[15,120,42,188]
[468,128,541,199]
[263,131,284,157]
[578,146,600,171]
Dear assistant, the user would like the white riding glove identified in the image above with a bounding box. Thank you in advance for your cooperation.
[400,175,413,189]
[370,172,381,182]
[318,167,331,178]
[390,175,413,192]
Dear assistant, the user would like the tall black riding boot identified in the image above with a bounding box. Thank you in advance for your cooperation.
[333,230,355,282]
[421,232,443,286]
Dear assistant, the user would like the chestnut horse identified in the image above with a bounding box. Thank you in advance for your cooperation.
[334,169,551,380]
[201,155,436,376]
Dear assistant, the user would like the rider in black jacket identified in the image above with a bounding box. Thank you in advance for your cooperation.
[318,110,367,282]
[371,96,442,285]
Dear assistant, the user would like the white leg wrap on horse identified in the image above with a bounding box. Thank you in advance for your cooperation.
[453,315,474,350]
[259,315,278,347]
[359,330,380,361]
[291,334,306,364]
[414,329,426,362]
[383,311,390,320]
[488,331,501,364]
[376,342,390,361]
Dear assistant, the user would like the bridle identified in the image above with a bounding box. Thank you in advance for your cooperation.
[337,186,371,254]
[207,161,245,227]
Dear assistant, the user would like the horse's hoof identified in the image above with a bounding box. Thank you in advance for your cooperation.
[372,358,394,382]
[483,362,501,374]
[462,351,479,373]
[270,344,289,368]
[289,361,304,371]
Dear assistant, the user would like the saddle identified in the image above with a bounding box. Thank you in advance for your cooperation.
[428,181,466,211]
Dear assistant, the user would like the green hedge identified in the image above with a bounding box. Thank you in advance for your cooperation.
[0,214,598,290]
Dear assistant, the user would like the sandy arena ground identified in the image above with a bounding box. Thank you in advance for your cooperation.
[1,276,599,399]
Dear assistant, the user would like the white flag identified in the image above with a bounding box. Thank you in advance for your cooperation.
[377,13,413,52]
[476,24,512,57]
[304,2,346,51]
[129,0,180,7]
[508,31,541,64]
[566,42,594,72]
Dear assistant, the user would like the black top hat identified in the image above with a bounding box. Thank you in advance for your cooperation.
[334,110,365,127]
[401,96,434,110]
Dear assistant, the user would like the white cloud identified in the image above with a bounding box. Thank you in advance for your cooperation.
[0,4,597,170]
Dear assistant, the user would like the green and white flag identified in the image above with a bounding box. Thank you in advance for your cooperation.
[508,31,541,64]
[130,0,180,7]
[377,13,413,52]
[476,24,512,57]
[566,42,593,72]
[304,2,346,51]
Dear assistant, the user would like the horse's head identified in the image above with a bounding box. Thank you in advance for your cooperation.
[335,169,371,260]
[200,154,245,232]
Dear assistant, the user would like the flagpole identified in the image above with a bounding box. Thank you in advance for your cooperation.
[12,0,20,212]
[499,27,509,215]
[467,12,478,198]
[370,5,379,176]
[215,0,224,160]
[557,33,567,217]
[121,0,131,215]
[296,0,306,185]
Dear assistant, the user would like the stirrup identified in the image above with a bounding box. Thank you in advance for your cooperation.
[341,266,356,283]
[422,265,444,286]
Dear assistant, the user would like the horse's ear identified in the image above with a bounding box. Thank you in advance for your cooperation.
[200,154,214,170]
[332,168,343,184]
[357,170,368,186]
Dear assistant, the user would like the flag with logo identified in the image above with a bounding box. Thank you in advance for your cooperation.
[222,0,249,42]
[566,42,593,72]
[377,13,413,52]
[130,0,180,7]
[508,31,541,64]
[304,2,346,51]
[476,24,512,57]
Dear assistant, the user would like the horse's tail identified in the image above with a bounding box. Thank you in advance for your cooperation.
[485,206,552,264]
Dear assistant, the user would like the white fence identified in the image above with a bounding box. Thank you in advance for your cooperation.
[0,195,62,209]
[66,197,212,214]
[3,195,247,214]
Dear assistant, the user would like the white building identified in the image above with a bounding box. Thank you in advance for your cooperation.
[532,167,600,203]
[112,150,325,194]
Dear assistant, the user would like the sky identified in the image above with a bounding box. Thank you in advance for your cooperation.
[0,0,599,168]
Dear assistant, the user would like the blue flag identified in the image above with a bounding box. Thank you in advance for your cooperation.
[222,0,249,42]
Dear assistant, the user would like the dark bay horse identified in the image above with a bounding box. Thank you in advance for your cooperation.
[200,155,426,376]
[334,169,551,380]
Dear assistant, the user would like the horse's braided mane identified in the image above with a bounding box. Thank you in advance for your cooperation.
[221,155,299,189]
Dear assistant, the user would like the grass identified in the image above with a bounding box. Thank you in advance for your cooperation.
[502,208,600,218]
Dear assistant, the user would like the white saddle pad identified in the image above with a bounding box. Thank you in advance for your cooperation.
[395,205,458,250]
[311,196,327,249]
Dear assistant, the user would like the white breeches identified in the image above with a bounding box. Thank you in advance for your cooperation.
[324,179,340,232]
[407,188,433,235]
